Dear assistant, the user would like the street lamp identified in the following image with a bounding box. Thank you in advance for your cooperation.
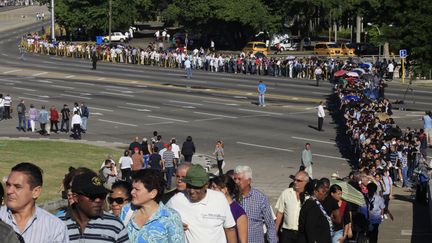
[367,22,381,60]
[51,0,55,40]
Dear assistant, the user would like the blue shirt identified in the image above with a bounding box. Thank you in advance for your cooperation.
[120,202,185,243]
[423,115,432,129]
[257,83,266,94]
[0,205,68,243]
[240,188,278,243]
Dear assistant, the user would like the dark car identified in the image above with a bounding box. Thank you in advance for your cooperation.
[353,43,380,56]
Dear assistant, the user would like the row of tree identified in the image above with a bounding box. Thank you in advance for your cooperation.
[39,0,432,74]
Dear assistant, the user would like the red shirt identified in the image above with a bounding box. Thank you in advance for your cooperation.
[50,109,59,121]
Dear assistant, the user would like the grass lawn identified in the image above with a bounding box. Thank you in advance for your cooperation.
[0,140,121,203]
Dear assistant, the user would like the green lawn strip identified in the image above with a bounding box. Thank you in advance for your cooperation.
[0,140,121,203]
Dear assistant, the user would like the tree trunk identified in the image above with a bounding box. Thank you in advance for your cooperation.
[383,42,390,59]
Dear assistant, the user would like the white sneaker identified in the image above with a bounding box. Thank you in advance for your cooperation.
[384,214,388,220]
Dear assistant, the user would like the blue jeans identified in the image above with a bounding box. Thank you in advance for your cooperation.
[81,117,88,130]
[165,167,175,189]
[402,166,408,187]
[258,93,265,106]
[18,114,26,130]
[332,229,343,243]
[186,68,192,79]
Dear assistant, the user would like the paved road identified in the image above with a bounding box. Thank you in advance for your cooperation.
[0,7,431,242]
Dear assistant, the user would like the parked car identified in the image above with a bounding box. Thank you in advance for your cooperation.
[274,38,298,51]
[341,43,356,56]
[103,32,127,43]
[243,41,268,55]
[314,42,343,56]
[352,43,380,56]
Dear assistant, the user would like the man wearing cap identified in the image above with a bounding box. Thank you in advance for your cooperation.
[0,162,68,243]
[166,164,237,243]
[58,170,129,242]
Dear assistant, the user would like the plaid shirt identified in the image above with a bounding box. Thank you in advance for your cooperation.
[239,187,278,243]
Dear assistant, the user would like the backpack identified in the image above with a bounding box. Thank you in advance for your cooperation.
[17,104,23,114]
[98,167,107,183]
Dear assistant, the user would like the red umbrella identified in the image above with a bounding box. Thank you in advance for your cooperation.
[334,70,347,77]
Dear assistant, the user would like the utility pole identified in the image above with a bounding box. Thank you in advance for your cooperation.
[51,0,55,40]
[356,15,361,43]
[109,0,112,44]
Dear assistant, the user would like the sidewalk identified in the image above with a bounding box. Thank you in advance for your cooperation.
[0,4,48,33]
[378,184,432,243]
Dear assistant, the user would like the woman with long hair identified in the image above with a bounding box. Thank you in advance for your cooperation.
[329,184,352,243]
[209,174,248,243]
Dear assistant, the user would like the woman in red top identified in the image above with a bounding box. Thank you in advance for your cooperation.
[50,105,59,133]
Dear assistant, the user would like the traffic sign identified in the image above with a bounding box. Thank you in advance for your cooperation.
[399,49,407,58]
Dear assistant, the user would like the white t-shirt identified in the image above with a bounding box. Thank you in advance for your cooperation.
[119,156,133,169]
[167,189,235,243]
[171,143,180,159]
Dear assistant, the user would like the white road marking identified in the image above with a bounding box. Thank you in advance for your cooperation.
[89,107,114,112]
[291,136,336,145]
[60,94,92,100]
[13,87,36,91]
[313,153,346,161]
[98,119,137,127]
[65,75,76,79]
[23,93,49,98]
[233,96,248,99]
[18,96,48,102]
[32,72,48,77]
[226,103,240,106]
[126,102,160,109]
[106,89,134,94]
[194,112,237,119]
[194,118,223,122]
[143,121,174,126]
[100,91,134,97]
[169,100,203,106]
[148,115,188,123]
[203,100,240,106]
[236,142,293,152]
[97,77,106,80]
[117,106,150,112]
[104,85,131,90]
[51,84,74,89]
[34,79,52,83]
[3,69,22,74]
[238,108,283,116]
[2,53,8,56]
[91,112,103,116]
[75,82,95,86]
[162,103,196,109]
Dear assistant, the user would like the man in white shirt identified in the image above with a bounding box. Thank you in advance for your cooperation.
[316,101,325,131]
[167,165,236,243]
[184,56,192,79]
[170,138,181,164]
[71,111,82,139]
[387,62,394,80]
[314,66,323,86]
[275,171,309,243]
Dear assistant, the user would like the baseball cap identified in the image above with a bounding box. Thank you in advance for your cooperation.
[183,164,209,188]
[72,171,110,196]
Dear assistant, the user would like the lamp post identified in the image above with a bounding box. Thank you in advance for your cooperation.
[367,22,381,60]
[51,0,55,40]
[109,0,112,44]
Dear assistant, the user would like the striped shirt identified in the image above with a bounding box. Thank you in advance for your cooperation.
[0,205,69,243]
[58,209,129,243]
[162,150,175,168]
[240,187,278,243]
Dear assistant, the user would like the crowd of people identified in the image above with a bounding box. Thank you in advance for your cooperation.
[1,96,90,139]
[20,33,399,81]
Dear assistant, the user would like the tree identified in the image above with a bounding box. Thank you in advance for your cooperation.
[161,0,279,48]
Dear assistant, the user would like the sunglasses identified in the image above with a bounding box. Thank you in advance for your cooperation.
[107,197,128,204]
[78,193,107,201]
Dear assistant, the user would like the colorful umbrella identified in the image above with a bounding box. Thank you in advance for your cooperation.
[334,70,347,77]
[346,71,360,77]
